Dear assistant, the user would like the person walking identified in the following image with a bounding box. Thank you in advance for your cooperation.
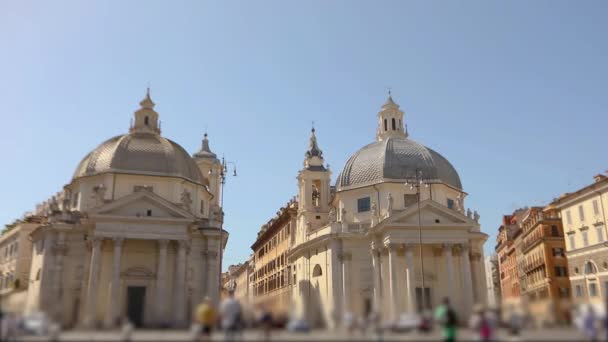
[196,297,216,341]
[469,305,492,342]
[258,305,273,341]
[220,290,242,342]
[434,297,458,342]
[583,305,598,342]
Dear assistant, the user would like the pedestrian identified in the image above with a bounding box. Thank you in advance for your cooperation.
[259,305,273,341]
[583,305,597,342]
[220,290,242,342]
[434,297,458,342]
[196,297,216,342]
[508,309,521,335]
[469,305,491,342]
[343,311,356,335]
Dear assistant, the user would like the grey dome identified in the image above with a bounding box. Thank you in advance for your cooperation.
[336,137,462,190]
[73,132,204,184]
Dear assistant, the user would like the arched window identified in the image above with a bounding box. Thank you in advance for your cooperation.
[384,119,388,131]
[312,264,322,277]
[585,261,597,275]
[35,268,41,281]
[392,118,396,130]
[144,116,149,126]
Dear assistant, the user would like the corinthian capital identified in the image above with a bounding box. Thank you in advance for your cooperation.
[91,237,103,249]
[112,237,124,247]
[385,242,400,252]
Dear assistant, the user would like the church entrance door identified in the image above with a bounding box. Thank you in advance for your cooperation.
[126,286,146,327]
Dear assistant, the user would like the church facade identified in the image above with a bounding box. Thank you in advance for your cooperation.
[15,91,227,329]
[289,95,488,328]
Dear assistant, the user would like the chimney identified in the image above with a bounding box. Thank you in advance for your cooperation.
[594,174,607,183]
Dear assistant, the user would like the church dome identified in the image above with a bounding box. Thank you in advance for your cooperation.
[336,136,462,190]
[72,90,203,184]
[72,132,204,184]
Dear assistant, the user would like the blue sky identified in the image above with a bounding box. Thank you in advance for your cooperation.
[1,1,607,268]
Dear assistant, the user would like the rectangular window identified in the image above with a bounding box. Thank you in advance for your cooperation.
[576,285,583,297]
[552,248,565,257]
[200,200,205,215]
[72,192,80,208]
[566,210,572,224]
[133,185,154,193]
[579,205,585,222]
[447,198,454,209]
[569,235,576,250]
[590,283,598,297]
[551,225,560,237]
[555,266,568,277]
[404,194,417,208]
[357,197,371,213]
[597,226,604,242]
[558,287,570,298]
[583,231,589,247]
[593,200,600,215]
[604,282,608,297]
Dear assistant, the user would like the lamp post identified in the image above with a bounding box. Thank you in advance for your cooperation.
[216,157,237,294]
[405,169,429,312]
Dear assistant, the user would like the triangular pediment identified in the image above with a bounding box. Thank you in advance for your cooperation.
[377,200,473,228]
[91,190,194,220]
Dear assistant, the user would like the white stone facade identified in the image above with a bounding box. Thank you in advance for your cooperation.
[289,96,488,329]
[15,91,227,329]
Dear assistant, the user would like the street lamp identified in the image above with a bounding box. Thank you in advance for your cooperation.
[405,169,429,312]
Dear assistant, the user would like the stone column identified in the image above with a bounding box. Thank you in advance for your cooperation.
[85,237,103,328]
[371,243,383,313]
[77,240,92,327]
[39,231,56,313]
[387,243,400,321]
[174,240,188,327]
[443,243,455,301]
[200,238,209,299]
[341,251,352,313]
[404,243,416,313]
[155,239,169,325]
[107,237,124,327]
[470,252,483,304]
[330,239,343,328]
[461,243,474,318]
[206,250,219,305]
[52,232,68,323]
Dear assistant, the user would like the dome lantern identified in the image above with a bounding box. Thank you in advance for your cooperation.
[376,92,407,141]
[130,87,160,135]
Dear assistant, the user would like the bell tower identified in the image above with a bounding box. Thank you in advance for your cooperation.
[193,133,222,206]
[297,128,331,236]
[376,92,407,141]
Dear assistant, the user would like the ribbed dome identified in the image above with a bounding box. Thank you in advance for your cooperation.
[73,132,204,184]
[336,136,462,190]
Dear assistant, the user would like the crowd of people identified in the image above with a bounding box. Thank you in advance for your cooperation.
[4,293,608,341]
[190,294,526,342]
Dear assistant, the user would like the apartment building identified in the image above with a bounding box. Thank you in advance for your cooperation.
[249,199,298,317]
[552,173,608,310]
